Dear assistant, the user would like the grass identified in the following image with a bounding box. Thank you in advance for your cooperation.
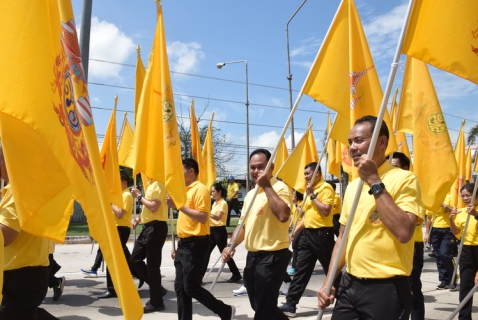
[66,217,240,237]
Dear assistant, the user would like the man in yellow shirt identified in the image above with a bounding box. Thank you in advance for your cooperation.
[222,149,292,320]
[0,145,53,318]
[391,151,425,320]
[167,158,235,320]
[280,162,338,317]
[226,175,241,226]
[130,176,168,313]
[317,116,423,319]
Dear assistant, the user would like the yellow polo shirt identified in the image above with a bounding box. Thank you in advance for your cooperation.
[333,194,341,215]
[304,179,335,228]
[227,182,239,199]
[428,194,454,228]
[177,180,211,238]
[290,200,303,225]
[210,198,228,227]
[115,188,133,227]
[453,207,478,245]
[0,186,49,271]
[141,181,167,224]
[340,161,423,278]
[241,178,292,252]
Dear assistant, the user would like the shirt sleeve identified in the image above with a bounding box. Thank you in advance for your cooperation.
[319,185,335,206]
[122,192,133,213]
[193,185,211,213]
[147,182,163,201]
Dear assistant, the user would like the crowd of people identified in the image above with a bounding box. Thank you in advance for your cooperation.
[1,115,478,319]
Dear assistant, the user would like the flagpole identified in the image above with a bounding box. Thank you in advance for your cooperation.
[133,175,137,240]
[450,148,478,285]
[448,285,478,320]
[117,111,128,150]
[317,1,415,318]
[389,88,400,165]
[169,208,176,251]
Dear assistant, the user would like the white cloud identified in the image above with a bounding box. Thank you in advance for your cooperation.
[167,41,206,79]
[250,130,308,150]
[290,36,322,57]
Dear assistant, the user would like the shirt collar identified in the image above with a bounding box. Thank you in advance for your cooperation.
[186,180,200,191]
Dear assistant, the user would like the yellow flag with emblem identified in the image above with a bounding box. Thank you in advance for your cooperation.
[398,57,457,212]
[201,114,216,189]
[0,0,143,318]
[125,3,187,209]
[402,0,478,85]
[301,0,397,155]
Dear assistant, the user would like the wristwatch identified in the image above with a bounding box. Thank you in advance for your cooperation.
[309,193,318,200]
[137,195,143,201]
[368,183,385,195]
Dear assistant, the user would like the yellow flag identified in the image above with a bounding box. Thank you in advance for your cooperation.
[125,3,187,209]
[190,100,205,183]
[451,122,466,209]
[327,115,340,178]
[134,47,146,123]
[395,131,414,172]
[398,57,458,212]
[301,0,397,155]
[308,128,319,163]
[117,116,134,167]
[273,137,289,176]
[466,145,472,183]
[277,127,315,194]
[402,0,478,85]
[0,1,142,318]
[201,114,216,189]
[100,102,123,208]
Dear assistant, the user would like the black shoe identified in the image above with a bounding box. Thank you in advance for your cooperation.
[436,282,448,290]
[138,279,145,289]
[144,302,165,313]
[227,274,243,283]
[160,286,168,297]
[428,252,436,258]
[97,291,117,299]
[52,276,66,301]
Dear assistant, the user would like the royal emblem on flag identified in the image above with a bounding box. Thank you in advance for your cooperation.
[427,112,446,135]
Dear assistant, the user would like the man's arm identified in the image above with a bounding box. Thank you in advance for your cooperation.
[306,183,332,217]
[111,204,126,219]
[0,224,18,246]
[222,224,245,262]
[166,196,208,224]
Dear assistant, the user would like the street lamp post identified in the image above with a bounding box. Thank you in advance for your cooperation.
[217,60,250,191]
[286,0,308,149]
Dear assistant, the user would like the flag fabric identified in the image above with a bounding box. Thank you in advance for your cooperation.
[327,115,341,178]
[134,47,146,123]
[189,100,205,183]
[117,116,134,167]
[308,128,319,163]
[301,0,397,155]
[0,1,142,318]
[339,142,355,181]
[466,145,473,183]
[276,127,315,194]
[402,0,478,85]
[329,114,350,147]
[451,122,466,209]
[390,99,413,171]
[125,3,187,209]
[201,114,216,189]
[398,57,458,212]
[273,137,289,176]
[100,102,123,208]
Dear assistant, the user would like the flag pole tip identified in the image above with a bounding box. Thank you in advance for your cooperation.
[114,95,118,102]
[136,45,141,55]
[462,119,466,126]
[394,87,399,94]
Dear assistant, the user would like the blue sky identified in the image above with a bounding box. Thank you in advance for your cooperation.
[72,0,478,181]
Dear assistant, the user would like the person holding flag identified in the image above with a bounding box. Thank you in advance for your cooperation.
[167,158,235,320]
[226,176,241,226]
[317,116,423,319]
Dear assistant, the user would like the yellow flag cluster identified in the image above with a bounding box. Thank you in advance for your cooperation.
[0,0,142,318]
[117,116,134,167]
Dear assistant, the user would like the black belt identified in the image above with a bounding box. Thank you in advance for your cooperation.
[348,272,408,282]
[304,227,334,232]
[179,235,209,244]
[144,220,162,228]
[248,248,288,257]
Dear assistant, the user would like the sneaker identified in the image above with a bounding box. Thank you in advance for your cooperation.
[52,276,66,301]
[436,282,448,290]
[144,301,165,313]
[81,268,98,278]
[428,252,436,258]
[287,268,296,276]
[449,283,459,292]
[233,285,248,296]
[227,274,243,283]
[281,282,290,295]
[279,303,297,317]
[225,305,236,320]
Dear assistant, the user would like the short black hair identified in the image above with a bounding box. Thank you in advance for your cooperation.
[250,148,271,161]
[183,158,199,175]
[392,152,410,169]
[355,115,389,141]
[294,190,304,201]
[120,171,131,185]
[212,182,227,198]
[460,183,477,196]
[304,162,322,175]
[327,181,336,190]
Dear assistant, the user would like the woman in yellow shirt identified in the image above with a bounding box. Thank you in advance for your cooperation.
[449,183,478,319]
[202,183,242,283]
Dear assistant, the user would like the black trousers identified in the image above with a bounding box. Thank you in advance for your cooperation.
[286,227,339,307]
[430,227,456,284]
[290,228,303,269]
[130,221,167,307]
[226,198,240,226]
[333,214,341,237]
[244,248,290,320]
[1,266,56,320]
[458,245,478,320]
[174,236,230,320]
[106,226,132,293]
[332,272,412,320]
[48,254,61,288]
[202,226,240,278]
[410,242,424,320]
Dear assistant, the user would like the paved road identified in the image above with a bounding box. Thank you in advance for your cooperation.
[42,236,477,319]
